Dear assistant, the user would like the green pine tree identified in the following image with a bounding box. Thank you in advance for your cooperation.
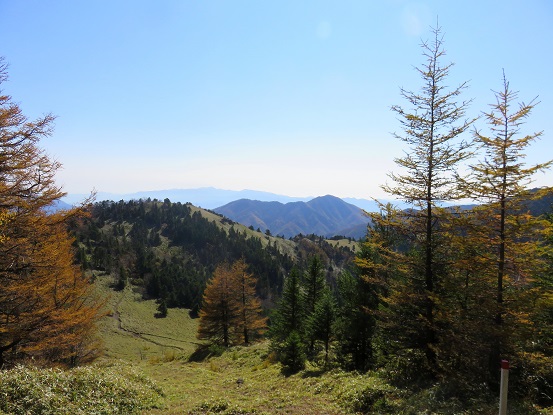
[306,287,337,366]
[269,267,306,362]
[302,256,326,355]
[280,331,306,374]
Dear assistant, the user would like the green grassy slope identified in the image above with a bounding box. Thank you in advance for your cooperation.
[91,274,552,415]
[95,273,199,362]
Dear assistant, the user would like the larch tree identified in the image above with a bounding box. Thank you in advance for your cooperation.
[232,259,267,345]
[463,72,552,382]
[197,259,266,347]
[382,24,474,376]
[0,57,103,368]
[197,263,239,348]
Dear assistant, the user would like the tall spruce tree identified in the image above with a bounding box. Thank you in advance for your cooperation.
[335,271,375,371]
[337,206,404,371]
[381,24,474,377]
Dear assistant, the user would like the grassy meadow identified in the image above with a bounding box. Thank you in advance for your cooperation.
[92,274,549,415]
[2,273,550,414]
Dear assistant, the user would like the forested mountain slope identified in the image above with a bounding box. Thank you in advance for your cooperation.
[70,199,356,314]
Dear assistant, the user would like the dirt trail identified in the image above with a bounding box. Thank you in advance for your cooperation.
[110,291,190,351]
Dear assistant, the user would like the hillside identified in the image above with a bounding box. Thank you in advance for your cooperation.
[55,272,541,415]
[70,198,357,314]
[214,195,370,239]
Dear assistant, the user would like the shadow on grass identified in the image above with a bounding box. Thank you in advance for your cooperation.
[301,367,327,378]
[188,344,225,362]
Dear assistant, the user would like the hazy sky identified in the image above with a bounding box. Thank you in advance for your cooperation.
[1,1,552,199]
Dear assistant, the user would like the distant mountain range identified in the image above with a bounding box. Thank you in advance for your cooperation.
[214,195,370,239]
[62,187,386,211]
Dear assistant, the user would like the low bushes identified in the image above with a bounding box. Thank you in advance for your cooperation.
[0,362,164,414]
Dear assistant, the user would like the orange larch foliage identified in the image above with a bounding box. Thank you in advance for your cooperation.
[197,259,266,347]
[0,57,104,368]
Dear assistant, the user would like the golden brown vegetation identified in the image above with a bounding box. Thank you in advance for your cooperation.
[0,57,104,368]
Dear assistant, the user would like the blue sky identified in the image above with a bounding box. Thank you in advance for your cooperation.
[1,1,552,200]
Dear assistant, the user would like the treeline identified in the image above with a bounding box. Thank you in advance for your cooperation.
[70,198,356,315]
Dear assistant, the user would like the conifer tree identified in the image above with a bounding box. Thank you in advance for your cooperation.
[197,263,239,347]
[197,259,266,347]
[381,24,474,376]
[305,287,337,366]
[156,298,168,318]
[335,269,380,371]
[280,330,306,374]
[461,72,552,382]
[303,256,326,315]
[302,256,326,354]
[269,267,304,344]
[351,204,415,374]
[232,259,267,345]
[0,57,103,367]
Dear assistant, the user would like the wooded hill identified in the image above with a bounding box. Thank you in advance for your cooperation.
[70,198,357,315]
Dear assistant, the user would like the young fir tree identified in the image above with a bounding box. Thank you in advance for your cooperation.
[305,287,337,366]
[280,330,306,374]
[302,256,326,355]
[156,298,168,318]
[269,267,304,343]
[381,24,474,377]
